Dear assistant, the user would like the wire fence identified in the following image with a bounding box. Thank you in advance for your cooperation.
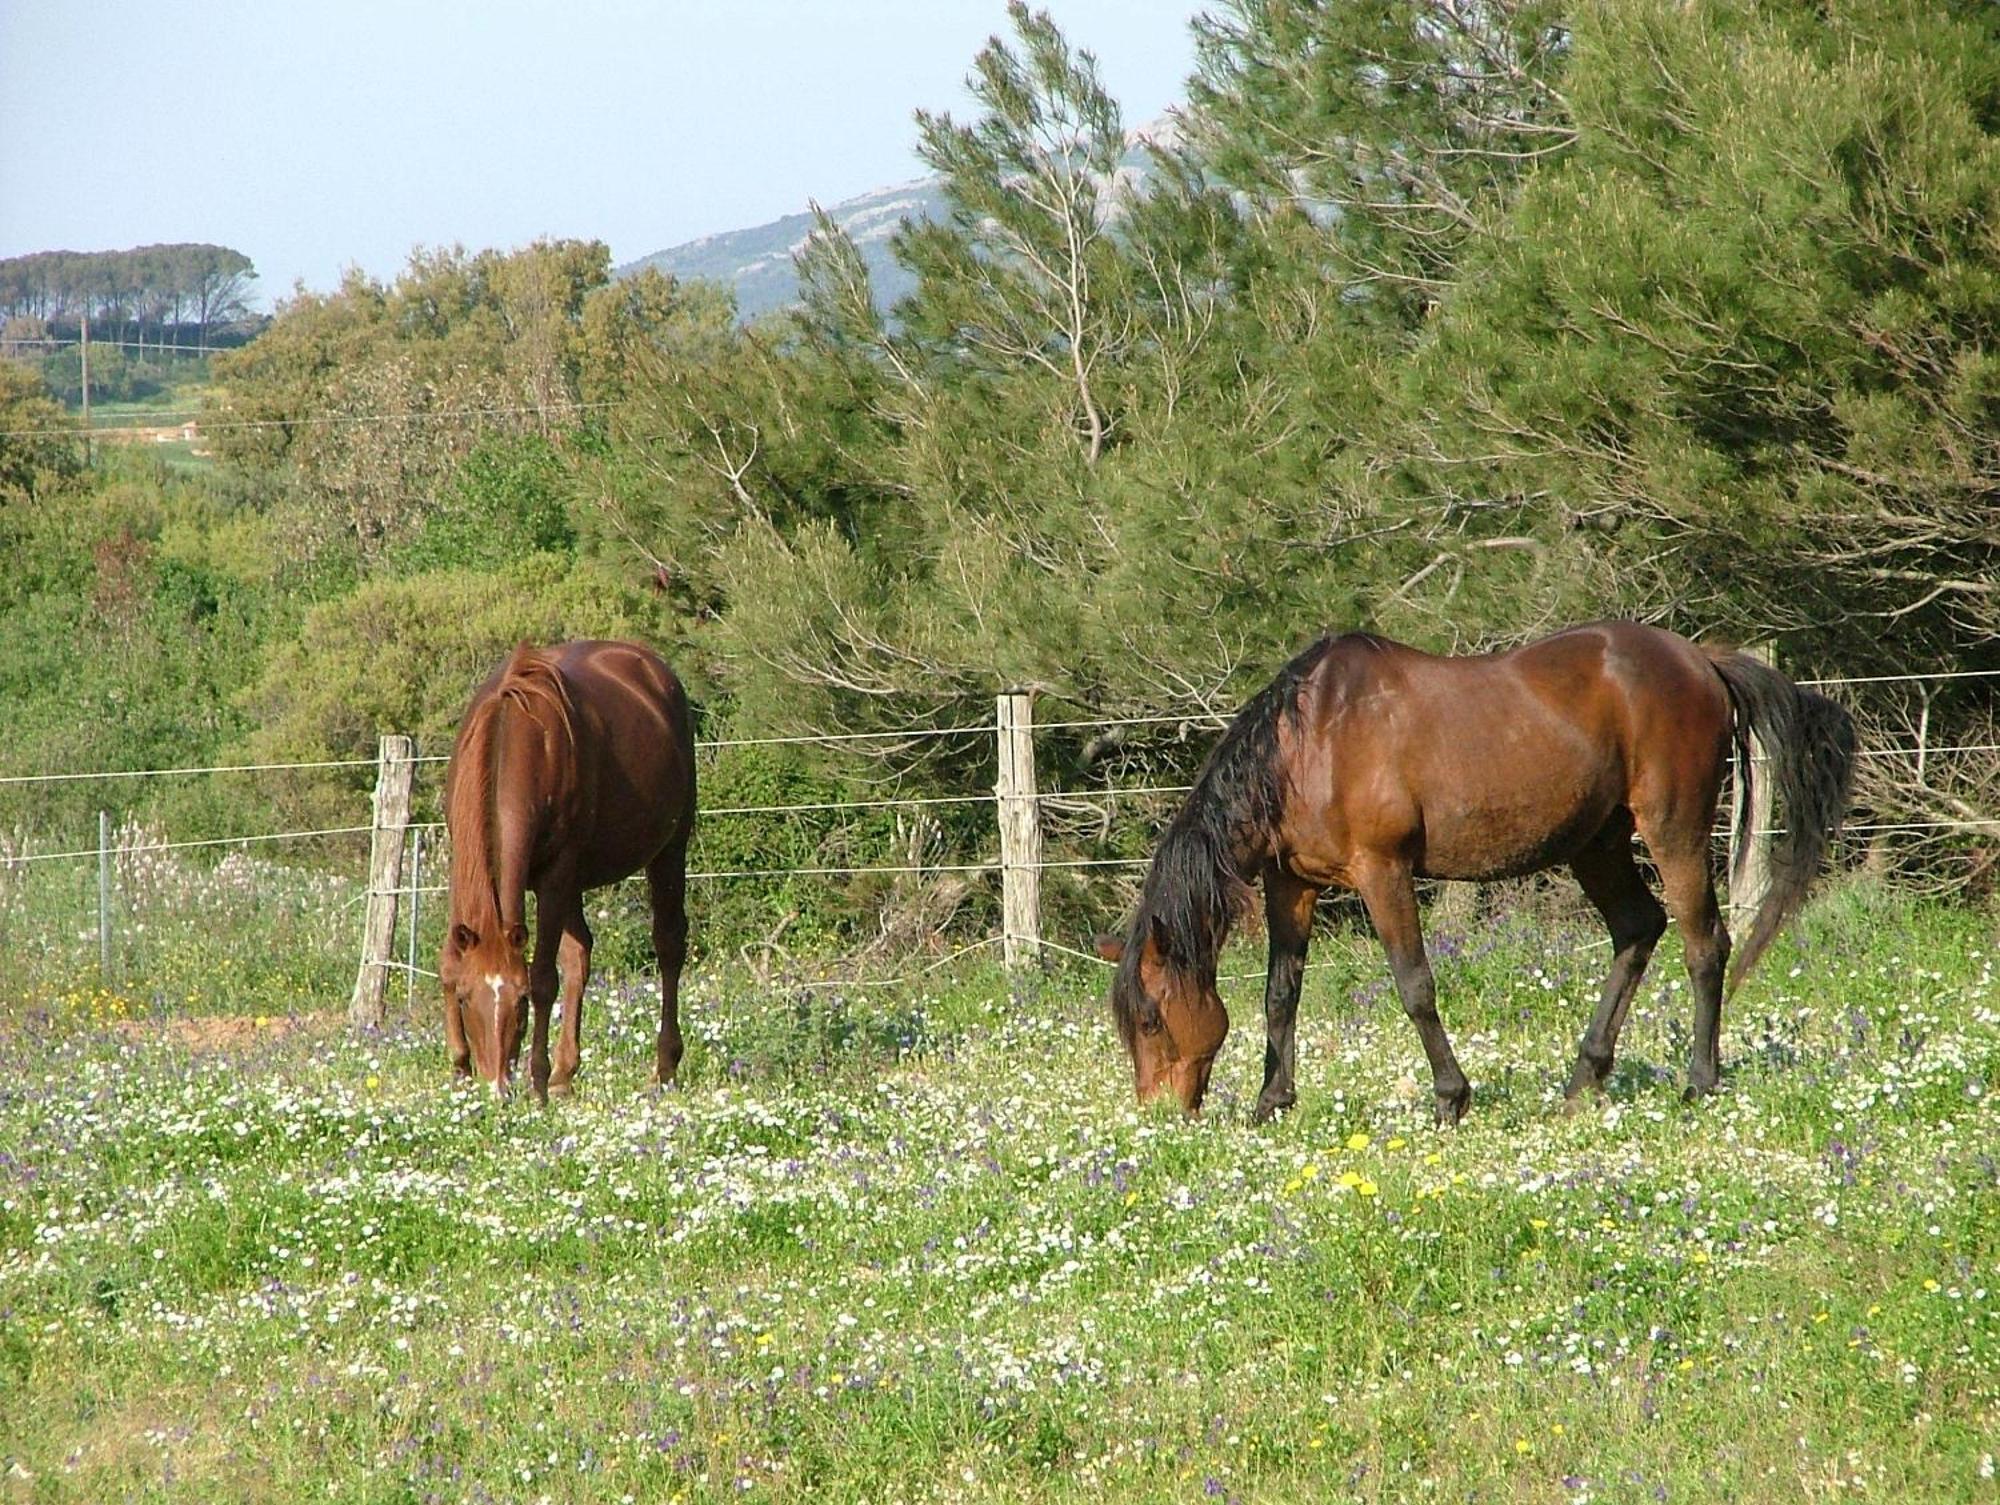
[0,398,626,442]
[3,668,1993,1010]
[6,673,1995,857]
[5,336,233,357]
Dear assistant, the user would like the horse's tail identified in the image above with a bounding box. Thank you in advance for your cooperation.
[1708,651,1858,992]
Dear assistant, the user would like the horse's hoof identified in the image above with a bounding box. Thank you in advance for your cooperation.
[1251,1094,1296,1126]
[1561,1090,1603,1118]
[1434,1084,1472,1128]
[546,1079,575,1101]
[1563,1060,1610,1099]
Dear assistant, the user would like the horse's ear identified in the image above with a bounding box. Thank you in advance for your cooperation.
[1093,932,1125,964]
[506,922,528,951]
[449,923,478,953]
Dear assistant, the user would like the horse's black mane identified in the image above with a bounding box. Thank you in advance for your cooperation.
[1112,633,1373,1051]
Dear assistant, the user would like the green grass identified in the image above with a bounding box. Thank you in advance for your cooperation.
[81,395,199,423]
[0,880,1994,1501]
[1,827,360,1024]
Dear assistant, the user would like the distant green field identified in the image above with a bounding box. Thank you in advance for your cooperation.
[72,390,217,472]
[80,395,201,423]
[1,878,1994,1501]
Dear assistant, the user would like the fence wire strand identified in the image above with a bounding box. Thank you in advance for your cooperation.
[0,756,381,786]
[9,823,376,866]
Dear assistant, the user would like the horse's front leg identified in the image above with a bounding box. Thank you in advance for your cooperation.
[527,896,563,1104]
[443,991,472,1078]
[549,904,593,1098]
[1356,859,1471,1127]
[1254,868,1320,1123]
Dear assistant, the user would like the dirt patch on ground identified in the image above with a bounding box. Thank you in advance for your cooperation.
[113,1011,342,1053]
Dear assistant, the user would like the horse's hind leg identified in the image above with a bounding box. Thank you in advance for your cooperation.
[1254,868,1319,1124]
[1644,830,1731,1098]
[1564,816,1668,1103]
[646,838,691,1089]
[549,905,593,1098]
[1356,859,1471,1126]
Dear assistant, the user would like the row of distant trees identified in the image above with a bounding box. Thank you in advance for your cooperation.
[0,243,258,350]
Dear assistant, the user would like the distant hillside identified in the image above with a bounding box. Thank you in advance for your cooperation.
[617,118,1180,321]
[616,178,947,322]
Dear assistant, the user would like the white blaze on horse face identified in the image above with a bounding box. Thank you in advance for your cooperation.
[477,974,510,1088]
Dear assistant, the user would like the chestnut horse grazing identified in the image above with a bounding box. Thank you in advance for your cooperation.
[1098,621,1856,1124]
[439,640,695,1100]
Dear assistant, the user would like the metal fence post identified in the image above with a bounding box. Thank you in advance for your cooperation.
[350,735,415,1031]
[995,692,1043,971]
[405,827,424,1014]
[98,808,111,980]
[1729,642,1775,928]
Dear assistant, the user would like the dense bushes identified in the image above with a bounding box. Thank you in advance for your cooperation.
[3,0,1994,952]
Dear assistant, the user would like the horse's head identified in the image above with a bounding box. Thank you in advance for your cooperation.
[1096,921,1229,1114]
[439,919,531,1094]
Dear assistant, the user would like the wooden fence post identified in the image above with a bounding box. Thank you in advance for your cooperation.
[350,735,415,1031]
[1729,642,1775,929]
[995,693,1043,972]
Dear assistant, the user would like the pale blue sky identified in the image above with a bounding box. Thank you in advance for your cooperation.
[0,1,1204,307]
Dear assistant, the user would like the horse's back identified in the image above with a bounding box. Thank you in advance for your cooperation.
[1413,621,1729,750]
[494,639,695,886]
[555,639,694,841]
[1285,623,1731,882]
[546,640,685,725]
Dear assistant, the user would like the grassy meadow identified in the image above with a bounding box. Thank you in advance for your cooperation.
[0,872,1994,1502]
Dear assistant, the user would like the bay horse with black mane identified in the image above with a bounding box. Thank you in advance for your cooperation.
[1097,621,1856,1125]
[440,640,695,1100]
